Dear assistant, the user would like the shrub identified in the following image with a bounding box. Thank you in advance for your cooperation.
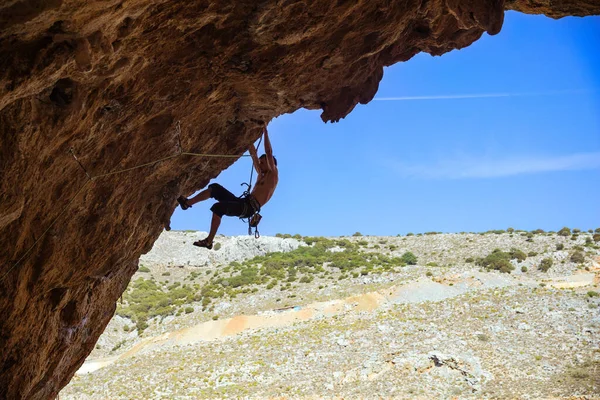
[162,272,171,276]
[299,276,313,284]
[539,258,553,272]
[558,227,571,237]
[401,251,417,265]
[212,315,219,320]
[213,242,222,251]
[426,271,433,277]
[406,233,414,236]
[595,228,600,233]
[521,266,528,273]
[426,262,438,267]
[570,251,585,264]
[138,266,150,273]
[593,234,600,243]
[528,252,538,257]
[573,228,581,233]
[509,248,527,262]
[465,257,474,263]
[587,291,599,297]
[533,229,545,234]
[556,243,564,251]
[585,237,593,245]
[123,325,130,332]
[352,232,363,237]
[476,249,514,273]
[507,227,515,233]
[184,307,194,314]
[357,240,369,246]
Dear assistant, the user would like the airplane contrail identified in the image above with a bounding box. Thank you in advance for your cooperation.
[373,89,593,101]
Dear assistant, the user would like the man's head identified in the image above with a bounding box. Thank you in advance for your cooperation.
[259,154,277,171]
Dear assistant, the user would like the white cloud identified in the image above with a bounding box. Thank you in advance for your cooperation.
[373,89,592,102]
[388,152,600,179]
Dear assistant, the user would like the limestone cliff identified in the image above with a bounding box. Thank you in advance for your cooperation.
[1,0,598,398]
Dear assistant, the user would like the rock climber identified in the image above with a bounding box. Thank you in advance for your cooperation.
[177,127,279,249]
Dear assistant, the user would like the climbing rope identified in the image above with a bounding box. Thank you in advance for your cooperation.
[1,121,255,283]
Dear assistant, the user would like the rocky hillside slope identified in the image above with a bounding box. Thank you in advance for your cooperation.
[61,229,600,399]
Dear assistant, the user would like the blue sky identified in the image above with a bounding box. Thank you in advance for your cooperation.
[171,12,600,236]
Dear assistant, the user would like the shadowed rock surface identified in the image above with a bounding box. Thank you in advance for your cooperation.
[1,0,598,398]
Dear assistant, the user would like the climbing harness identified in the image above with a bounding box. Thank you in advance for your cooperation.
[239,136,263,238]
[1,120,262,283]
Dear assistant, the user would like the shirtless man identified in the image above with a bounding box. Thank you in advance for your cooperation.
[176,127,279,249]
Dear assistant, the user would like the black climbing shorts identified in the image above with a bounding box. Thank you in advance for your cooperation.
[208,183,257,218]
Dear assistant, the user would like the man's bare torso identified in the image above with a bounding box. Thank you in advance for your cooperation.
[251,168,278,207]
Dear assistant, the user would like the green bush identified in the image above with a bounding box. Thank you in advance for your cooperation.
[465,257,474,263]
[556,243,565,251]
[184,307,194,314]
[507,227,515,233]
[401,251,418,265]
[406,233,414,236]
[476,249,515,273]
[352,232,363,237]
[162,272,170,276]
[593,234,600,243]
[539,258,553,272]
[528,252,538,257]
[213,242,222,251]
[558,227,571,237]
[573,228,581,233]
[123,325,130,332]
[595,228,600,233]
[426,262,438,267]
[521,266,528,273]
[587,291,599,298]
[532,229,545,234]
[509,248,527,262]
[570,251,585,264]
[138,266,150,273]
[426,271,433,277]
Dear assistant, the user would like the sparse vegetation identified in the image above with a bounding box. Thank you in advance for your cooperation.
[558,227,571,237]
[476,249,517,273]
[401,251,418,265]
[539,258,553,272]
[213,242,222,251]
[138,266,151,273]
[570,251,585,264]
[556,243,564,251]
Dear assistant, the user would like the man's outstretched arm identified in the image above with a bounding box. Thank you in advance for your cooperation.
[248,143,261,174]
[263,126,276,170]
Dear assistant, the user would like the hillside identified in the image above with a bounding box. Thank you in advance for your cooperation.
[62,229,600,399]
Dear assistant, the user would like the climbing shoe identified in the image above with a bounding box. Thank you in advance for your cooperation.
[193,238,213,250]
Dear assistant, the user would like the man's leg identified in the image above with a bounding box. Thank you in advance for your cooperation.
[181,183,237,208]
[187,187,211,206]
[205,212,222,243]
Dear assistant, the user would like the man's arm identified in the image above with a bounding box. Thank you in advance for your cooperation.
[262,126,276,170]
[248,144,261,174]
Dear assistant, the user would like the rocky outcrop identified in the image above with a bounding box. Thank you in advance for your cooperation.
[0,0,598,399]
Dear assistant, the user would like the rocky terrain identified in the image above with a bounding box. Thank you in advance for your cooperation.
[61,229,600,399]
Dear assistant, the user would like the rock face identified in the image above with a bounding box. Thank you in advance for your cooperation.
[0,0,597,399]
